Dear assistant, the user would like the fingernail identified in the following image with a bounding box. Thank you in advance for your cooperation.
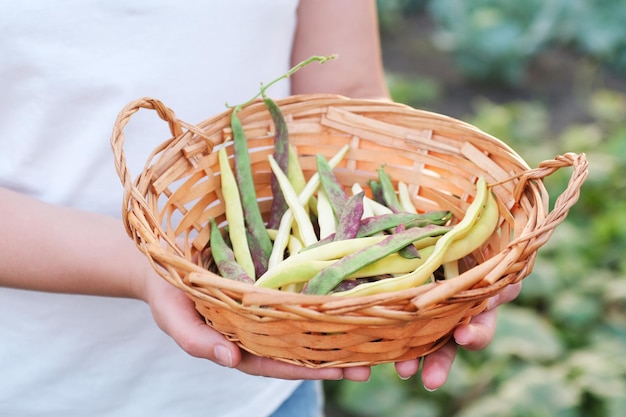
[214,345,233,367]
[424,385,438,392]
[455,335,470,346]
[487,295,500,310]
[455,325,473,346]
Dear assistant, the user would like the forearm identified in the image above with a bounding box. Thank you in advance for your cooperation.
[290,0,389,99]
[0,187,148,299]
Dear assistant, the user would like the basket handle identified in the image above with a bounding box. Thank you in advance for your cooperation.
[109,97,193,250]
[110,97,183,199]
[413,152,589,310]
[508,152,589,250]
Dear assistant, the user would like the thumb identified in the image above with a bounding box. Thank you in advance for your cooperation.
[146,275,242,368]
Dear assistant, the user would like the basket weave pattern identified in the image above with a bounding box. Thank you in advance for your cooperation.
[111,94,588,367]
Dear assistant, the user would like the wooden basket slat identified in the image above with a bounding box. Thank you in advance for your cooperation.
[110,94,588,367]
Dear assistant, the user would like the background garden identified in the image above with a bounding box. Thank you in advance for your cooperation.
[325,1,626,416]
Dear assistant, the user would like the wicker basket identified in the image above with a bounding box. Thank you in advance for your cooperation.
[111,94,588,368]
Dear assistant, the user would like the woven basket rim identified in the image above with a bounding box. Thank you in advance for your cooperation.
[111,94,589,307]
[109,93,589,366]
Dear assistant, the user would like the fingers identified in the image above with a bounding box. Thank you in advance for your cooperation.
[341,366,371,382]
[454,282,522,350]
[151,269,521,383]
[236,353,344,380]
[394,359,420,380]
[453,307,498,350]
[147,276,368,380]
[396,283,523,388]
[490,281,522,309]
[420,340,458,391]
[147,279,243,365]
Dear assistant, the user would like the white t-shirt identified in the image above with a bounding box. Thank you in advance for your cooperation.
[0,1,306,416]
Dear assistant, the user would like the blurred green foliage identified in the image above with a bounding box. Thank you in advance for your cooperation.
[326,88,626,417]
[326,3,626,416]
[379,0,626,84]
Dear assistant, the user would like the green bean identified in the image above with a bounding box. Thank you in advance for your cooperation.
[302,210,450,252]
[264,97,290,229]
[268,154,318,247]
[253,246,440,290]
[245,229,269,277]
[267,145,350,268]
[231,111,273,259]
[338,177,492,296]
[209,218,254,284]
[395,223,421,259]
[352,183,375,218]
[333,191,365,241]
[368,179,385,207]
[356,210,452,237]
[267,206,297,269]
[364,190,393,216]
[377,166,403,213]
[266,228,303,255]
[316,153,348,220]
[304,224,451,295]
[257,234,388,288]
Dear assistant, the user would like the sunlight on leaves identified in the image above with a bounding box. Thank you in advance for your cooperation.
[588,89,626,123]
[334,364,410,417]
[487,305,563,361]
[456,366,580,417]
[565,349,626,398]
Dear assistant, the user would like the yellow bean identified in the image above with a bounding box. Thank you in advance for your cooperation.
[218,147,255,278]
[337,177,491,297]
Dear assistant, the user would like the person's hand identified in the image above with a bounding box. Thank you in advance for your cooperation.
[140,260,519,385]
[394,282,523,390]
[141,271,375,381]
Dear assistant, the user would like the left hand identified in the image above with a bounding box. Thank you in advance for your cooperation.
[144,271,377,381]
[146,262,522,385]
[394,282,523,390]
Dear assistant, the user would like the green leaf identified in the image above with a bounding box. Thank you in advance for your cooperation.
[457,366,581,417]
[565,349,626,398]
[487,305,563,361]
[549,290,603,329]
[606,396,626,417]
[334,364,408,417]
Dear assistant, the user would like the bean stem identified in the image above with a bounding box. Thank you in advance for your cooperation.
[227,55,337,110]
